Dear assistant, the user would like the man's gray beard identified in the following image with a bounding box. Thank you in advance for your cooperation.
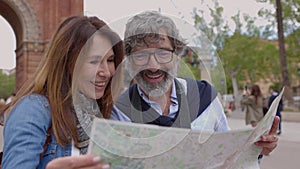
[134,71,174,97]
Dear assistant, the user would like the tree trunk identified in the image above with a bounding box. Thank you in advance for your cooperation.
[230,72,240,110]
[276,0,294,108]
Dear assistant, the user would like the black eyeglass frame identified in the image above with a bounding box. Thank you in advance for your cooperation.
[129,48,175,66]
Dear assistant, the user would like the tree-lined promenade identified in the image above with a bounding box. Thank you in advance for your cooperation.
[192,0,300,109]
[1,0,300,109]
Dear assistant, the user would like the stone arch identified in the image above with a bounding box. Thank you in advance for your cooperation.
[0,0,83,91]
[2,0,40,45]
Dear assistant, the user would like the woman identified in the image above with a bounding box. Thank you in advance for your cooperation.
[240,84,264,127]
[0,15,123,168]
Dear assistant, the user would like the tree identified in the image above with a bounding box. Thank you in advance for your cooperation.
[218,33,279,102]
[0,71,15,99]
[193,0,230,96]
[258,0,300,107]
[286,29,300,85]
[192,0,297,109]
[276,0,294,107]
[193,0,229,50]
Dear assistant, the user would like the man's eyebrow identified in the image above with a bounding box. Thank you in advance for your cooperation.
[157,47,173,51]
[159,37,165,40]
[134,48,172,52]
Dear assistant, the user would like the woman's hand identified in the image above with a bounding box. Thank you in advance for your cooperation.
[46,154,109,169]
[242,88,249,96]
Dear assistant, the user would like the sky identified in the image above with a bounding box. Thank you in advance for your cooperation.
[0,0,273,70]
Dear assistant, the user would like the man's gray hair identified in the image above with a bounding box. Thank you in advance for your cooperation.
[124,11,186,55]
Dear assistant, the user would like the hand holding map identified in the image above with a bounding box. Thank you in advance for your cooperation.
[87,88,284,169]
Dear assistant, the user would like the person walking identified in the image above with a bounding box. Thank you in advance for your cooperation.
[240,84,265,127]
[268,86,283,135]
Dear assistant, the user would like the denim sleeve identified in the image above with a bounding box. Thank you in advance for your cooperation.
[2,94,52,169]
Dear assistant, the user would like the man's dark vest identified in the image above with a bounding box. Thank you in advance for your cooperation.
[115,78,217,128]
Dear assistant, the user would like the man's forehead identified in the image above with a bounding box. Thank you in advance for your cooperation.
[132,36,172,51]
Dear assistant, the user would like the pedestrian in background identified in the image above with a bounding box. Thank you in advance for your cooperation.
[0,99,5,125]
[262,96,269,116]
[240,84,264,127]
[5,93,15,105]
[268,86,283,135]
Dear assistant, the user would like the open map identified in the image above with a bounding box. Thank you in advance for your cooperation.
[87,89,284,169]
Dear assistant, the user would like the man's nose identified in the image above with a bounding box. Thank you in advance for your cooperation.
[147,54,160,68]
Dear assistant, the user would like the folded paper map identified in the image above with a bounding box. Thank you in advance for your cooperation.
[87,88,284,169]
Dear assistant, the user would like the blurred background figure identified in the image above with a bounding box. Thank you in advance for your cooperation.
[240,84,264,127]
[5,93,15,104]
[262,96,269,116]
[0,99,5,125]
[268,86,283,135]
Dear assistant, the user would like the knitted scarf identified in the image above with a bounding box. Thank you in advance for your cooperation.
[73,93,102,154]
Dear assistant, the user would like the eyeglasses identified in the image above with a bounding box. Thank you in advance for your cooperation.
[130,49,174,66]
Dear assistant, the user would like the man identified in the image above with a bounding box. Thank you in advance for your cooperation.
[111,10,279,156]
[268,86,283,135]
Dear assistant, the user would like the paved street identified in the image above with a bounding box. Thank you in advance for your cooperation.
[228,110,300,169]
[1,110,300,168]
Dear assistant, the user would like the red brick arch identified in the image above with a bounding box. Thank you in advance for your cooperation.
[0,0,83,91]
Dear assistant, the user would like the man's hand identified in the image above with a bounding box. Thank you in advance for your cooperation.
[255,116,280,155]
[46,154,109,169]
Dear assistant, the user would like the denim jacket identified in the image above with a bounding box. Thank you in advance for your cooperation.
[2,94,71,169]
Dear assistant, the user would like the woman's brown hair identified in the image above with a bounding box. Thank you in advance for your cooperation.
[0,15,124,146]
[250,84,263,104]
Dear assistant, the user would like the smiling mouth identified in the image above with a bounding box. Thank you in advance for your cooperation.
[92,81,106,87]
[145,72,163,79]
[141,70,166,82]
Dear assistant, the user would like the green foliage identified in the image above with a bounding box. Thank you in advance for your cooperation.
[210,64,228,94]
[218,33,280,84]
[258,0,300,38]
[185,63,201,80]
[0,71,15,99]
[258,0,300,102]
[286,28,300,57]
[193,0,229,50]
[269,82,284,92]
[286,29,300,83]
[178,57,201,80]
[192,0,299,96]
